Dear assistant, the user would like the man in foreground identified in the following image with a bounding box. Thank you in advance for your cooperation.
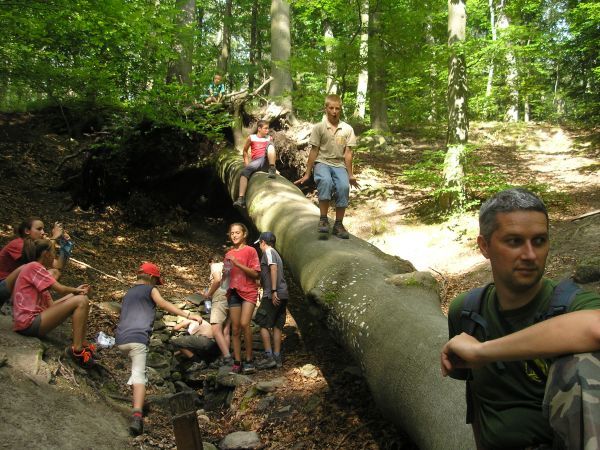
[442,188,600,449]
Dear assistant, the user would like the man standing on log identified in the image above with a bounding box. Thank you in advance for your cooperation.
[295,94,359,239]
[441,188,600,449]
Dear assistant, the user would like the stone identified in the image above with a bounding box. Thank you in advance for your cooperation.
[95,301,122,314]
[256,378,285,393]
[216,367,252,387]
[255,395,275,412]
[147,352,170,369]
[299,364,319,379]
[574,260,600,284]
[186,361,208,373]
[174,381,194,393]
[0,315,49,381]
[185,293,204,306]
[219,431,262,450]
[153,320,166,331]
[303,394,321,413]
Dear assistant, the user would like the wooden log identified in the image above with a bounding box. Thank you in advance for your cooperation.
[169,392,203,450]
[215,149,475,449]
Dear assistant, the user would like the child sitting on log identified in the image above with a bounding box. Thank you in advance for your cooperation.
[232,120,277,208]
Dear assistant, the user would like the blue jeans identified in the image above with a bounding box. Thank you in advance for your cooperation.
[313,163,349,208]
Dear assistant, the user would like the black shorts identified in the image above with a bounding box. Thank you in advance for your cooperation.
[17,314,42,337]
[254,297,287,330]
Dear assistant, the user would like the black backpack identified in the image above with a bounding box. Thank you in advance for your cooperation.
[451,279,581,382]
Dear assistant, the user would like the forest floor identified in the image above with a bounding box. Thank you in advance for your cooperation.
[0,112,599,450]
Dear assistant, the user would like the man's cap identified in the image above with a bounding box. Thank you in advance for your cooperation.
[254,231,276,245]
[138,262,164,285]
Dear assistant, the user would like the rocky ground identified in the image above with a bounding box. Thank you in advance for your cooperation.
[0,112,598,450]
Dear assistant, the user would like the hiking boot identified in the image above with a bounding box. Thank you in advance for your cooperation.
[268,166,276,179]
[332,222,350,239]
[66,346,96,369]
[318,218,330,234]
[129,415,144,436]
[209,355,234,369]
[256,356,277,370]
[230,362,242,374]
[274,354,283,368]
[232,197,246,208]
[242,361,256,374]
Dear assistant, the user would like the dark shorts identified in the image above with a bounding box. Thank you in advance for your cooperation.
[240,156,268,178]
[254,297,287,330]
[227,290,255,308]
[17,314,42,337]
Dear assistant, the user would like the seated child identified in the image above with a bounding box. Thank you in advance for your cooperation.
[232,120,277,208]
[254,232,288,370]
[115,262,203,436]
[205,73,226,104]
[171,317,216,361]
[11,238,93,367]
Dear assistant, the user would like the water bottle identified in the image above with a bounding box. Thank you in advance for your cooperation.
[221,258,232,291]
[203,288,212,314]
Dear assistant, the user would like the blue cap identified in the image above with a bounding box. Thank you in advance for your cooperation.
[254,231,276,245]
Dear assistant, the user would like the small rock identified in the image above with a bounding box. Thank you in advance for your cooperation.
[574,264,600,284]
[96,301,122,314]
[186,361,208,373]
[255,395,275,412]
[299,364,319,378]
[185,293,204,306]
[256,378,285,393]
[174,381,194,392]
[219,431,262,450]
[202,443,218,450]
[147,352,170,369]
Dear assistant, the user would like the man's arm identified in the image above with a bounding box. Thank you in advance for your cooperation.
[269,262,280,306]
[294,145,319,185]
[344,146,360,188]
[441,310,600,376]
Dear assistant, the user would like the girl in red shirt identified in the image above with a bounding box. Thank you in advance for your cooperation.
[225,223,260,374]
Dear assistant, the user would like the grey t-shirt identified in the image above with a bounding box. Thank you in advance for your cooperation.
[115,284,156,346]
[260,247,288,299]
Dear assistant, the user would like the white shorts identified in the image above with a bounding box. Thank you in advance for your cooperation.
[118,343,148,385]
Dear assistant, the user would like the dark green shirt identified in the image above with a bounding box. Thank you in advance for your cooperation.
[448,279,600,449]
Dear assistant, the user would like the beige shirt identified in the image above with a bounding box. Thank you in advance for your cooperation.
[309,119,357,168]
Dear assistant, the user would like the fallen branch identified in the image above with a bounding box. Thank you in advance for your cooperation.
[571,209,600,221]
[70,257,127,285]
[55,148,88,173]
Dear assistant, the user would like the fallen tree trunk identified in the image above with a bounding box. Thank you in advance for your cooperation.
[215,149,474,449]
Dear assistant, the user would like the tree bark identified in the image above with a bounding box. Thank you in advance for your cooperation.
[324,19,338,95]
[354,0,369,119]
[217,0,232,75]
[249,0,259,90]
[214,148,475,449]
[497,1,518,122]
[368,0,389,132]
[270,0,293,113]
[167,0,196,85]
[443,0,469,210]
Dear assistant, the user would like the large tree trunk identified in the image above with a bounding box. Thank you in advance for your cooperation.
[167,0,196,85]
[354,0,369,119]
[323,19,338,95]
[217,0,232,74]
[442,0,469,210]
[214,148,475,449]
[249,0,259,90]
[497,1,518,122]
[270,0,293,113]
[368,0,389,132]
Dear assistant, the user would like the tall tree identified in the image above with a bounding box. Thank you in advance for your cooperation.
[496,0,518,121]
[217,0,233,74]
[324,19,339,94]
[249,0,260,90]
[442,0,468,210]
[270,0,293,112]
[368,0,389,132]
[354,0,369,119]
[167,0,196,85]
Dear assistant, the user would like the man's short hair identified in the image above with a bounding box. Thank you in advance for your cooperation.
[479,188,548,241]
[325,94,342,107]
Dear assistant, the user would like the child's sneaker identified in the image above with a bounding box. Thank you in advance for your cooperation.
[242,360,256,374]
[66,346,95,369]
[129,415,144,436]
[256,356,277,370]
[274,354,283,368]
[233,197,246,208]
[268,166,276,179]
[230,362,242,374]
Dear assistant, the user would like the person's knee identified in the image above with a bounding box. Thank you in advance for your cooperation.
[231,323,242,336]
[73,294,90,309]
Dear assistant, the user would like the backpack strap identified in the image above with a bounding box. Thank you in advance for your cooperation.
[534,279,581,323]
[460,283,492,339]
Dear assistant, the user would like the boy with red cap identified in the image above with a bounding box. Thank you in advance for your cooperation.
[115,262,203,436]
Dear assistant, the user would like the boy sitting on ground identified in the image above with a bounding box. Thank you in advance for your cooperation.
[115,262,203,436]
[233,120,277,208]
[171,317,216,362]
[254,232,288,369]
